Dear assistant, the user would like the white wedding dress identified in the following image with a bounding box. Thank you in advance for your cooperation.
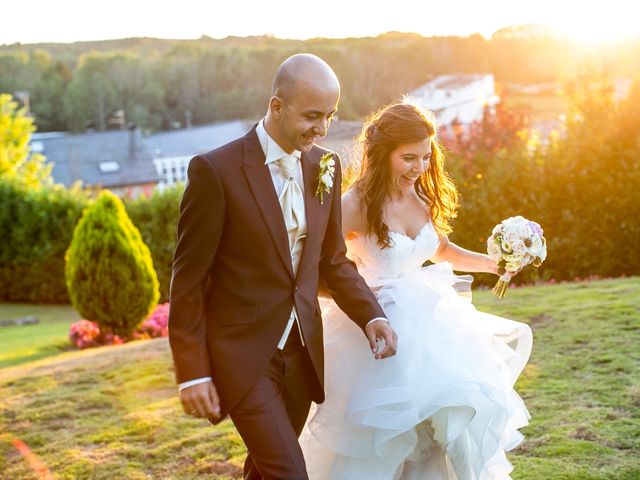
[300,222,532,480]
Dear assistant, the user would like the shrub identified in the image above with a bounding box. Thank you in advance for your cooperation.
[0,179,88,302]
[65,190,159,337]
[124,185,183,302]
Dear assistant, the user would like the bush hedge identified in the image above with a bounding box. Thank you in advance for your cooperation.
[0,179,87,302]
[124,185,182,303]
[0,181,182,304]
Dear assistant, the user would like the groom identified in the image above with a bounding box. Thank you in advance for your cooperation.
[168,53,397,479]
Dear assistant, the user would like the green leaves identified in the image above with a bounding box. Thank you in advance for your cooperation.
[0,94,52,189]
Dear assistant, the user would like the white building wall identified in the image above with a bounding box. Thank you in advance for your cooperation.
[409,74,499,126]
[153,156,190,189]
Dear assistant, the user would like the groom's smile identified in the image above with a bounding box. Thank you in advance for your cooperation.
[273,91,339,153]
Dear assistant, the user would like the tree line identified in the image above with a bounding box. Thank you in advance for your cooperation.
[2,28,639,132]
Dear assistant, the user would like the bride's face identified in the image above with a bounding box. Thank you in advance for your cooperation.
[388,137,432,192]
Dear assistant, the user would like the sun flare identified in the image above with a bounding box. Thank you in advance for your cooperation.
[552,13,638,44]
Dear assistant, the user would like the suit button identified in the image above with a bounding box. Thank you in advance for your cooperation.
[295,286,299,292]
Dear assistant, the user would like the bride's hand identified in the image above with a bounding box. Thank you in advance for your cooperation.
[496,264,524,278]
[365,320,398,360]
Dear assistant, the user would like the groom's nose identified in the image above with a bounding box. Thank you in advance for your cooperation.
[313,118,329,137]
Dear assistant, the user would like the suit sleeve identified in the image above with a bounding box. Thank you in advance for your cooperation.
[168,155,225,384]
[318,154,385,331]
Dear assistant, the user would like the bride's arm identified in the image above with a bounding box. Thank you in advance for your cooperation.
[341,189,367,240]
[430,235,498,274]
[318,189,365,298]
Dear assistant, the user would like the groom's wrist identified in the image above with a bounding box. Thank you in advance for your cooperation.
[366,317,388,326]
[178,377,212,392]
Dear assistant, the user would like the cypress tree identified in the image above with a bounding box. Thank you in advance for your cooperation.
[65,190,159,337]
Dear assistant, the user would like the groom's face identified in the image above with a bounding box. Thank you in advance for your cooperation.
[271,82,340,153]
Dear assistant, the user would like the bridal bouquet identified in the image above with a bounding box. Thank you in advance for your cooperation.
[487,216,547,298]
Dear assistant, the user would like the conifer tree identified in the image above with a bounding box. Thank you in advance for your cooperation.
[65,190,159,336]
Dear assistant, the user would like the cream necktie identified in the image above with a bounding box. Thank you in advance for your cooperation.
[276,154,307,274]
[275,154,306,349]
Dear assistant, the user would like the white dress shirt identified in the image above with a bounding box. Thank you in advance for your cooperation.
[256,119,307,350]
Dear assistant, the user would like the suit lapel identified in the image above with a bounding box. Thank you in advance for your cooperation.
[299,149,321,273]
[241,129,294,279]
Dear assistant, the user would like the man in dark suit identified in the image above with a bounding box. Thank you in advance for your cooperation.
[168,53,397,480]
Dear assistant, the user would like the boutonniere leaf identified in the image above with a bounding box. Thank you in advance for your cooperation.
[315,153,336,204]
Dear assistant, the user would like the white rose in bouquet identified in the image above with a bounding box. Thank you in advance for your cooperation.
[502,216,528,228]
[527,235,543,256]
[511,240,528,255]
[503,230,520,245]
[539,238,548,261]
[501,240,512,253]
[518,224,533,238]
[487,239,502,261]
[492,223,505,235]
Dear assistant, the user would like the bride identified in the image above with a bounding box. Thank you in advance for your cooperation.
[300,100,532,479]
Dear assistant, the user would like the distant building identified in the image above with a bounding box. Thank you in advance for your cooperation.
[30,121,256,196]
[408,74,499,126]
[32,127,159,198]
[30,118,374,195]
[145,120,252,189]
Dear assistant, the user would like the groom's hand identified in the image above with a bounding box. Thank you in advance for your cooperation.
[365,320,397,360]
[179,381,222,423]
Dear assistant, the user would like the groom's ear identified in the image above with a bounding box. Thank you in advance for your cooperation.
[269,96,284,120]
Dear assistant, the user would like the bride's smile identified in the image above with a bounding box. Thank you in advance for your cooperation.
[389,137,431,193]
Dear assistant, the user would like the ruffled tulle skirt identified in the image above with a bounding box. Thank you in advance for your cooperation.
[300,263,532,480]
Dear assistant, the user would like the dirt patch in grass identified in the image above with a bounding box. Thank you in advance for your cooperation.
[570,426,599,442]
[528,313,554,328]
[198,460,244,476]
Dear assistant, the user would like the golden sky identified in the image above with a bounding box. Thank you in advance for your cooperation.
[3,0,638,45]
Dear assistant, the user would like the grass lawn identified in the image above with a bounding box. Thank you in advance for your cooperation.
[0,304,78,368]
[1,277,638,479]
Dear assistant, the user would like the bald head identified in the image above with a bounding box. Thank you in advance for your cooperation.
[272,53,340,102]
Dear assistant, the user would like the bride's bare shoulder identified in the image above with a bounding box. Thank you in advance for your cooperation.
[342,188,361,211]
[341,188,367,239]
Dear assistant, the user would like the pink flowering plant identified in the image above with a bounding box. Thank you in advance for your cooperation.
[68,319,101,349]
[134,302,169,339]
[69,303,169,349]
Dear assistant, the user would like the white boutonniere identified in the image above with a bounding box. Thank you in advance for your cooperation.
[315,153,335,204]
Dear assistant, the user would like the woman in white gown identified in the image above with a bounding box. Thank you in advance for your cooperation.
[300,100,532,480]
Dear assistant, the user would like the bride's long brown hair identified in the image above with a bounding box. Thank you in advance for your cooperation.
[349,100,459,247]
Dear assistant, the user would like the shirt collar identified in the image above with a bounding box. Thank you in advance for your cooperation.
[256,119,301,165]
